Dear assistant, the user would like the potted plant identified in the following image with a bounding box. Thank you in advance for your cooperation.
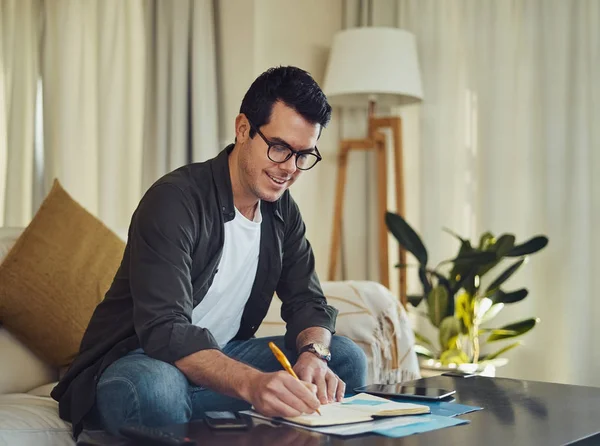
[385,211,549,374]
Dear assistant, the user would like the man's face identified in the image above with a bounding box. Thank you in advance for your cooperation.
[237,101,320,202]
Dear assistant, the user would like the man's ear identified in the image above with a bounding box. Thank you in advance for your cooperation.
[235,114,250,144]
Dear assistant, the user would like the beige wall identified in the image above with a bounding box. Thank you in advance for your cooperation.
[217,0,343,279]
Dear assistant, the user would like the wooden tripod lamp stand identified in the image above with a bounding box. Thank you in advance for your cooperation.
[322,27,423,307]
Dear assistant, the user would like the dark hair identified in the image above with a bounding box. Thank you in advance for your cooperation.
[239,66,332,138]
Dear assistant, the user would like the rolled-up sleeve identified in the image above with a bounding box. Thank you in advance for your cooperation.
[129,184,220,363]
[276,196,338,351]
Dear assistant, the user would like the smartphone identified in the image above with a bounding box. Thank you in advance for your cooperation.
[204,411,252,430]
[354,384,456,401]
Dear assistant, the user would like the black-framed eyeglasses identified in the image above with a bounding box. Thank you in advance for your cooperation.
[247,119,322,170]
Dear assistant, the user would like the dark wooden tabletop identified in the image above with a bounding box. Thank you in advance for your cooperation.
[329,375,600,446]
[85,376,600,445]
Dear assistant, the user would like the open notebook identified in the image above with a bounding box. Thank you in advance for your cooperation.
[272,393,430,427]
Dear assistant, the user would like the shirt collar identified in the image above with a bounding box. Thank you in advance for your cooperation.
[211,144,284,223]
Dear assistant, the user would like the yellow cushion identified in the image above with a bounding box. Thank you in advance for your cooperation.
[0,180,125,367]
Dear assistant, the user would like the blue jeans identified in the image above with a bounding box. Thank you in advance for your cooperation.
[93,335,368,435]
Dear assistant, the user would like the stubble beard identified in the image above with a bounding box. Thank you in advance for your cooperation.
[240,155,284,203]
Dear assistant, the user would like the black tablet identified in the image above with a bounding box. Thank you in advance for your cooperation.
[354,384,456,401]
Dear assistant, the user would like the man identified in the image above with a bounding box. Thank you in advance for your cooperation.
[51,66,368,437]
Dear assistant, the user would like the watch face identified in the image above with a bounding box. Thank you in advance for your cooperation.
[313,343,330,356]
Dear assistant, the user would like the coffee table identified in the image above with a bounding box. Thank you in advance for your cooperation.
[80,375,600,445]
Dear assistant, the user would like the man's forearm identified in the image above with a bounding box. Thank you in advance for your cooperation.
[296,326,332,351]
[174,349,261,401]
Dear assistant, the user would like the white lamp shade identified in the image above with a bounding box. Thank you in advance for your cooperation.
[323,27,423,108]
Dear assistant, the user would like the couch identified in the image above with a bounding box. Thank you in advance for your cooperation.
[0,226,420,445]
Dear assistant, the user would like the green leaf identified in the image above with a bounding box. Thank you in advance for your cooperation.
[449,240,474,285]
[394,263,419,269]
[480,303,505,324]
[425,271,453,315]
[487,318,539,342]
[506,236,549,257]
[407,295,424,307]
[439,317,461,351]
[447,243,488,296]
[474,297,493,322]
[385,212,428,265]
[455,292,472,333]
[414,344,436,358]
[427,285,449,327]
[450,250,497,265]
[482,341,522,360]
[418,266,432,294]
[440,349,470,365]
[480,328,518,336]
[475,234,516,278]
[478,232,495,250]
[484,259,526,296]
[414,331,436,351]
[489,288,529,305]
[493,234,516,257]
[451,267,478,296]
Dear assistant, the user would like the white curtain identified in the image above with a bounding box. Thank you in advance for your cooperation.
[42,0,146,233]
[0,0,40,227]
[345,0,600,386]
[1,0,218,234]
[142,0,219,192]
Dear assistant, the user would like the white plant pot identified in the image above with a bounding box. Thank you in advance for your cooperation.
[418,358,507,378]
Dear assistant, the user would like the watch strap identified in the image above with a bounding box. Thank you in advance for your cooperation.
[299,343,331,362]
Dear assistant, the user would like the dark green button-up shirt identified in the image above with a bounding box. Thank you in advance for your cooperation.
[51,145,338,436]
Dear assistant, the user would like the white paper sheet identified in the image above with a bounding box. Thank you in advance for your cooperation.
[241,411,429,437]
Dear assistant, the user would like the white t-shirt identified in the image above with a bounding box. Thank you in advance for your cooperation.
[192,204,261,347]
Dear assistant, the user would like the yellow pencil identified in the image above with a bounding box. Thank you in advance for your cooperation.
[268,341,322,416]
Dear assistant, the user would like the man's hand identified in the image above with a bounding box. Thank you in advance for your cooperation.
[293,352,345,404]
[246,370,321,418]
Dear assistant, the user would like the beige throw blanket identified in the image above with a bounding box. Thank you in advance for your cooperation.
[256,280,421,384]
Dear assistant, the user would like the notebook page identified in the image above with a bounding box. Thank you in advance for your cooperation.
[340,393,429,415]
[284,403,372,426]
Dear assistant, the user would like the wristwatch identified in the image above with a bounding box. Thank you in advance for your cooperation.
[299,343,331,362]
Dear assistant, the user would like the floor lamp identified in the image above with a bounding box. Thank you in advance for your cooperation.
[323,27,423,307]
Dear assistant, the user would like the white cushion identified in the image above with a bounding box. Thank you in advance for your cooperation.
[0,328,57,395]
[0,393,74,446]
[0,228,79,445]
[27,383,58,398]
[0,227,58,395]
